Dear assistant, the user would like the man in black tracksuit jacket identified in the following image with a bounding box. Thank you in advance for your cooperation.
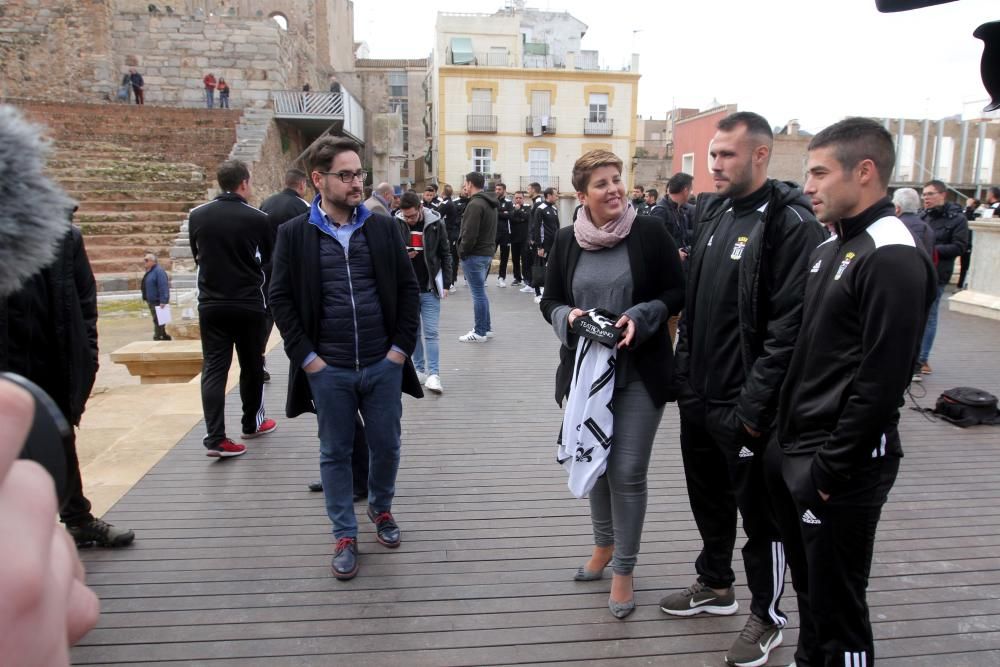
[493,182,514,286]
[661,112,825,667]
[766,118,936,667]
[189,160,275,456]
[530,188,560,298]
[508,190,530,286]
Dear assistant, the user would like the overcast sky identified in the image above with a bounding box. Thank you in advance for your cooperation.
[354,0,996,133]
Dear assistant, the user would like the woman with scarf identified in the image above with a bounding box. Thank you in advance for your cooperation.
[540,150,685,619]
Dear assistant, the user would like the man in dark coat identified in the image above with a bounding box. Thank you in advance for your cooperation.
[140,253,171,340]
[269,136,421,580]
[1,226,135,548]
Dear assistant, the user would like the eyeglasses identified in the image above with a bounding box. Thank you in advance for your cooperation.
[317,170,367,183]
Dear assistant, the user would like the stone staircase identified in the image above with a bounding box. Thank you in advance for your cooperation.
[13,100,241,292]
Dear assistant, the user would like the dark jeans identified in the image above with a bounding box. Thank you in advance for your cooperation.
[147,303,169,340]
[679,399,787,626]
[448,240,460,287]
[765,440,898,667]
[522,244,537,286]
[60,430,94,527]
[509,241,525,281]
[957,249,972,289]
[198,306,267,447]
[306,356,404,538]
[133,86,144,104]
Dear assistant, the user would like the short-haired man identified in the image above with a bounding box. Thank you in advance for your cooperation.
[260,168,312,381]
[140,253,171,341]
[657,172,696,257]
[189,160,276,458]
[457,172,498,342]
[916,179,970,375]
[422,184,441,211]
[395,191,451,393]
[531,187,560,303]
[644,188,659,213]
[522,182,544,292]
[438,184,460,289]
[508,190,530,286]
[203,72,216,108]
[494,182,514,287]
[767,116,936,667]
[891,187,935,258]
[661,111,824,667]
[631,184,648,215]
[269,137,422,580]
[364,182,393,216]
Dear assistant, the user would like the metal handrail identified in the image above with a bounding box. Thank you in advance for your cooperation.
[583,118,615,136]
[467,115,498,133]
[525,116,556,135]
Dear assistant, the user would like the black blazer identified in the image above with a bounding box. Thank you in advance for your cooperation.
[539,215,685,406]
[269,211,423,418]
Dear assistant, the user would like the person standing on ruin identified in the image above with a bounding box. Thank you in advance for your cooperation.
[203,72,217,108]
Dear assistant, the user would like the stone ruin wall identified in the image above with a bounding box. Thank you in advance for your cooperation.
[1,0,331,106]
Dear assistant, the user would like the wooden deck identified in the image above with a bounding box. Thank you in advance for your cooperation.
[75,284,1000,666]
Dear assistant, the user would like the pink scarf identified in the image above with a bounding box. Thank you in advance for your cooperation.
[573,202,637,250]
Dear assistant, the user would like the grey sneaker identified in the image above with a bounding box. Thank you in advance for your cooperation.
[725,613,783,667]
[659,581,739,617]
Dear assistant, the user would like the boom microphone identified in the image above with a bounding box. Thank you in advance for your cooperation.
[0,105,75,296]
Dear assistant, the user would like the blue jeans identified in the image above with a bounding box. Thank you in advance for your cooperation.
[306,357,403,539]
[413,291,441,375]
[205,89,215,108]
[918,283,945,364]
[461,255,492,336]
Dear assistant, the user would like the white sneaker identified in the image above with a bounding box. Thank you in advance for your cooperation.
[458,331,488,343]
[533,295,542,303]
[485,330,495,338]
[539,287,544,295]
[416,371,428,385]
[519,285,534,293]
[497,277,507,288]
[425,374,443,393]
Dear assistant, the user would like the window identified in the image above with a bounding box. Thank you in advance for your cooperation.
[935,136,954,182]
[682,153,694,175]
[897,134,916,182]
[588,93,608,123]
[472,88,493,116]
[473,147,492,174]
[531,90,551,118]
[388,71,407,98]
[269,12,288,30]
[389,71,409,152]
[529,148,550,186]
[975,137,995,183]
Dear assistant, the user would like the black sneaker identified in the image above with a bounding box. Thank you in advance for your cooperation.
[366,506,401,548]
[725,613,782,667]
[660,580,738,616]
[332,537,359,580]
[67,518,135,548]
[262,369,271,383]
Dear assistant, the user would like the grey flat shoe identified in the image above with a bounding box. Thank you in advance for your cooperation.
[574,566,605,581]
[608,597,636,619]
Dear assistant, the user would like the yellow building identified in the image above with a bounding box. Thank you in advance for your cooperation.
[432,8,640,198]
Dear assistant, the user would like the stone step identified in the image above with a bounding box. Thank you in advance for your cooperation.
[75,210,191,223]
[51,165,204,183]
[77,200,196,213]
[90,257,173,274]
[49,157,204,170]
[78,220,186,235]
[67,189,206,203]
[85,245,171,261]
[57,177,205,191]
[85,233,180,247]
[94,273,142,293]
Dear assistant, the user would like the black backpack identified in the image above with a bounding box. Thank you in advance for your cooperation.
[933,387,1000,427]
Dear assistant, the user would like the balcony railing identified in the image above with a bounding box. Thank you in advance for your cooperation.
[446,49,513,67]
[518,176,560,192]
[467,115,498,133]
[584,118,614,136]
[525,116,556,135]
[271,90,365,142]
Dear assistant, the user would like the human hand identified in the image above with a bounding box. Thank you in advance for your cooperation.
[537,248,545,257]
[386,349,406,365]
[742,423,761,438]
[442,289,449,299]
[615,314,635,349]
[407,251,417,259]
[304,357,328,374]
[818,489,830,502]
[567,308,586,327]
[0,380,100,664]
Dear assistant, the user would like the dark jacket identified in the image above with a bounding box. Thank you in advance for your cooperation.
[130,72,144,89]
[540,216,686,407]
[496,196,513,244]
[509,204,530,244]
[532,200,560,253]
[898,211,936,260]
[394,207,452,297]
[675,179,825,433]
[260,188,310,279]
[459,190,498,258]
[920,202,970,284]
[0,226,98,426]
[439,197,460,242]
[269,204,422,418]
[652,196,695,250]
[141,262,170,305]
[189,192,272,310]
[777,199,937,495]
